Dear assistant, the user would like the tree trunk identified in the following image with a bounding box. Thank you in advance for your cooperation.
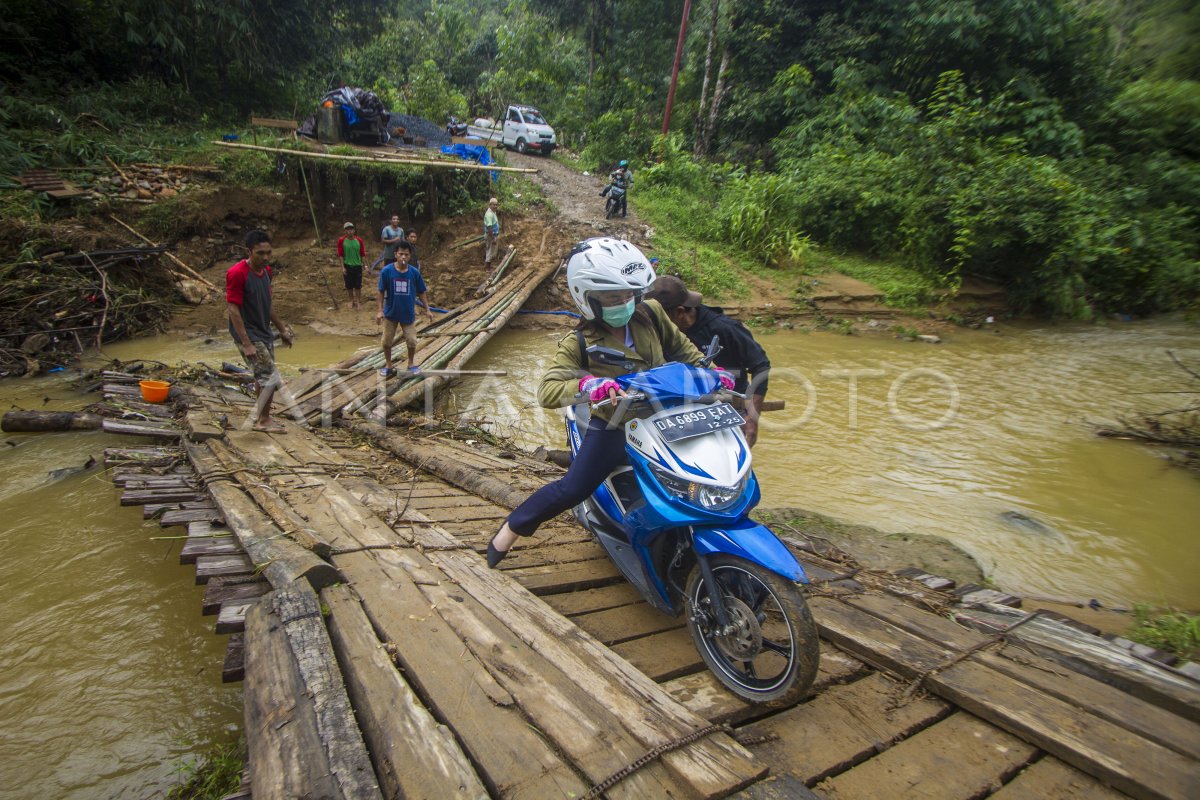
[2,410,103,432]
[694,0,721,158]
[701,46,731,156]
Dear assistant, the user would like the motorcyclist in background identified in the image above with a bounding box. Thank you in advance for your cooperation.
[607,160,632,217]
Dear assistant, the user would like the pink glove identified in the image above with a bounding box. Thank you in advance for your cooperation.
[579,375,620,403]
[713,367,735,391]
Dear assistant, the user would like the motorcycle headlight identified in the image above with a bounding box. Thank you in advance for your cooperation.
[692,476,746,511]
[650,466,746,511]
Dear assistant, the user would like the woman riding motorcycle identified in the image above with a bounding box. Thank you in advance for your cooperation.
[487,237,732,566]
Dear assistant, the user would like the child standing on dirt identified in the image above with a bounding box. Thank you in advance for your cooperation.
[483,197,500,269]
[376,243,434,378]
[337,222,366,309]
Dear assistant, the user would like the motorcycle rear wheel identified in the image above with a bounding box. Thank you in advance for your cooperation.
[684,555,819,705]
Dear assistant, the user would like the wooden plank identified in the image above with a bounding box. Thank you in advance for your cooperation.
[102,419,181,438]
[730,775,823,800]
[542,582,645,616]
[509,557,624,595]
[808,596,956,679]
[322,584,488,800]
[932,658,1200,800]
[991,756,1133,799]
[243,585,383,800]
[203,579,269,616]
[978,649,1200,762]
[195,554,254,584]
[611,628,704,682]
[103,447,181,467]
[572,601,686,645]
[185,409,225,441]
[121,487,203,505]
[222,633,245,682]
[160,507,225,527]
[331,551,590,798]
[216,600,256,634]
[410,528,768,799]
[745,672,951,785]
[953,604,1200,723]
[815,712,1037,800]
[665,648,869,725]
[250,116,298,129]
[180,535,241,564]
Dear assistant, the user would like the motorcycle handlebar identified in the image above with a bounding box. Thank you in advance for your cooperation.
[589,388,746,409]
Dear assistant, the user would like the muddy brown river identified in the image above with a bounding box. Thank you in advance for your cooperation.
[1,318,1195,797]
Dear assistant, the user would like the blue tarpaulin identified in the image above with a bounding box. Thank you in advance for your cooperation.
[440,143,493,166]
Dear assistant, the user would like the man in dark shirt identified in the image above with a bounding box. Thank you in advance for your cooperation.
[226,229,294,433]
[646,275,770,446]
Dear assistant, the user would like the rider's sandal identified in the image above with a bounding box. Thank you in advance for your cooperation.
[486,539,508,568]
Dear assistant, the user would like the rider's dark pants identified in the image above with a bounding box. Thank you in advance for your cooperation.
[507,417,627,536]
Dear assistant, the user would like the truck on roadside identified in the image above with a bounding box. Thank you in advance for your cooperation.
[500,104,556,155]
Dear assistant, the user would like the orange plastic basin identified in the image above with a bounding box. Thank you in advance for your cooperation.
[139,380,170,403]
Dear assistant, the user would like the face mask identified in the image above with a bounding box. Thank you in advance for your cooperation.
[601,298,636,327]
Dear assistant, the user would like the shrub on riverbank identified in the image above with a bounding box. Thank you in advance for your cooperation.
[1127,607,1200,662]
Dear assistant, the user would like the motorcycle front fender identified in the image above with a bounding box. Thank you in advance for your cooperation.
[692,521,807,583]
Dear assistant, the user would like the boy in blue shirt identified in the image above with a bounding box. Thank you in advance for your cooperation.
[376,243,434,377]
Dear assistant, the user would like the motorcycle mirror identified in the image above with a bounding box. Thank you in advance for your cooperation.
[586,345,632,369]
[699,335,722,367]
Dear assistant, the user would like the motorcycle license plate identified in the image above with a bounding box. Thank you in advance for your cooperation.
[653,403,744,443]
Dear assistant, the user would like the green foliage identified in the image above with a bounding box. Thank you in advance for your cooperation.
[1127,606,1200,661]
[166,738,245,800]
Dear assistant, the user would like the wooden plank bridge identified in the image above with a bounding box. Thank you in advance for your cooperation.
[92,281,1199,799]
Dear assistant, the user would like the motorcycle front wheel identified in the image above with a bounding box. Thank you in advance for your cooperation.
[684,555,819,705]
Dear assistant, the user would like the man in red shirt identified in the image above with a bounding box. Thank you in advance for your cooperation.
[226,229,294,433]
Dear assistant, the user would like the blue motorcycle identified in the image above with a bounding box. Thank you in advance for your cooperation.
[567,343,819,704]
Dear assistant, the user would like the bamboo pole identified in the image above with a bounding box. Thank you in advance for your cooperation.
[213,140,538,174]
[108,216,217,289]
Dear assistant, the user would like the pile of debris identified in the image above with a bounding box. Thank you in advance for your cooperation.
[0,246,181,377]
[93,162,217,202]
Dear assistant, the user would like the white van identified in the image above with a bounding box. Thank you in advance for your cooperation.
[501,105,556,155]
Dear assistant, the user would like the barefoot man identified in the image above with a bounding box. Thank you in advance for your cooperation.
[226,229,294,432]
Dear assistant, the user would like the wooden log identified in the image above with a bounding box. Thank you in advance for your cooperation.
[242,583,383,800]
[159,507,224,527]
[202,439,334,558]
[350,420,531,509]
[322,584,489,800]
[121,488,204,506]
[185,441,340,590]
[2,410,102,432]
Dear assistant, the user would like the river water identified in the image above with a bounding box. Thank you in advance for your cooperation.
[0,319,1195,797]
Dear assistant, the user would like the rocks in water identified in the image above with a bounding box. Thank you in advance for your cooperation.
[1000,510,1061,539]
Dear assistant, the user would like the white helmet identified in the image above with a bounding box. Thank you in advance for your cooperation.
[566,237,657,320]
